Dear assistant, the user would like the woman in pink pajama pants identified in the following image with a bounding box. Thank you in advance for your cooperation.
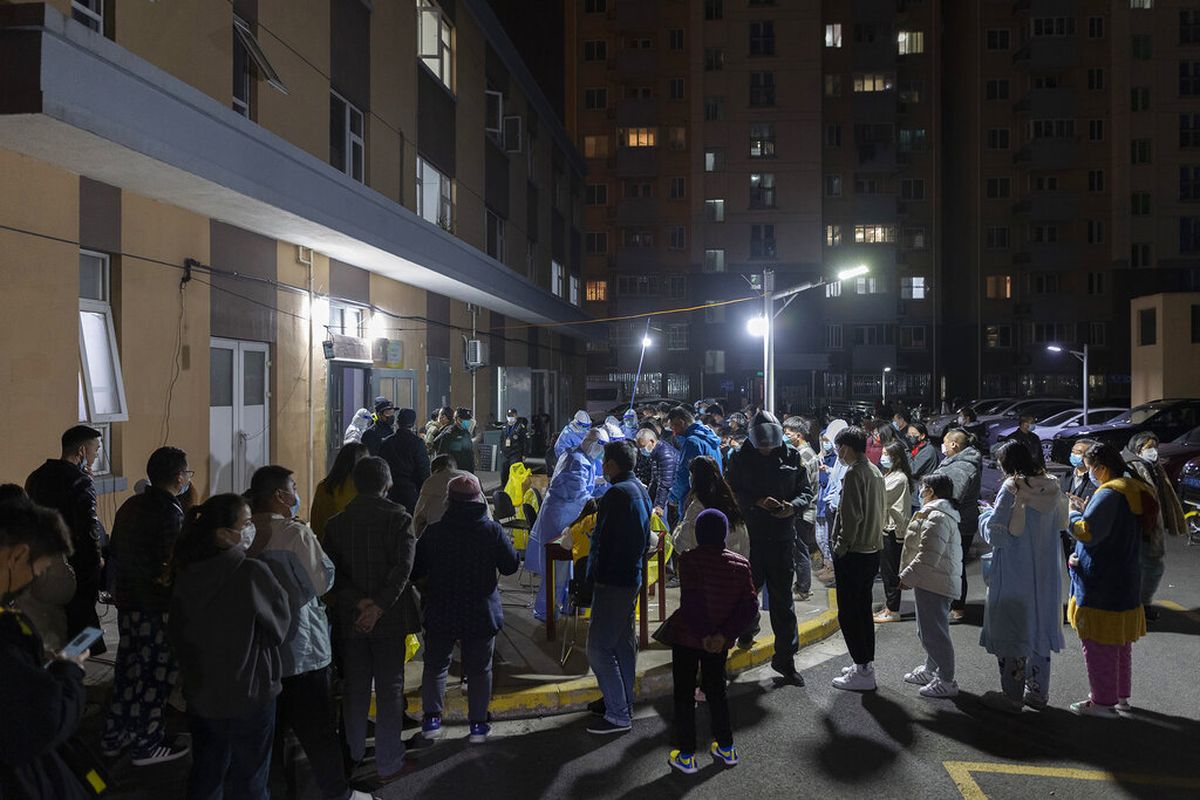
[1066,443,1158,717]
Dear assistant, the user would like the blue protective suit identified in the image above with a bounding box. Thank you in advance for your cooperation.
[621,411,639,441]
[528,448,595,619]
[555,418,591,459]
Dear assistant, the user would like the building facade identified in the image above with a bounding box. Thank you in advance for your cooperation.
[0,0,590,518]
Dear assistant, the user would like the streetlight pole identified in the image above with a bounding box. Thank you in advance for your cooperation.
[882,367,892,406]
[630,316,652,410]
[763,269,775,414]
[1046,343,1089,425]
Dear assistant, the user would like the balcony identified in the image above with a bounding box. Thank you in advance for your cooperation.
[856,142,896,171]
[614,246,659,271]
[615,97,659,127]
[1013,138,1080,170]
[615,147,659,177]
[615,197,660,225]
[616,50,657,79]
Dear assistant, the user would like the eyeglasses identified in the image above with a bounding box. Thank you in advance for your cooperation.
[182,470,196,479]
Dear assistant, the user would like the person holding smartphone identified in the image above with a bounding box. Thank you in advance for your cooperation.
[0,493,95,799]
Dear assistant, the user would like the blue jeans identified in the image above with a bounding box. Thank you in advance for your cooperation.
[187,698,276,800]
[587,583,640,727]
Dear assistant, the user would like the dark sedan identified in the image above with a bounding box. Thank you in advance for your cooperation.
[1158,425,1200,486]
[1048,399,1200,465]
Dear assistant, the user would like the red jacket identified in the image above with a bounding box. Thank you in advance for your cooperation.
[671,545,758,650]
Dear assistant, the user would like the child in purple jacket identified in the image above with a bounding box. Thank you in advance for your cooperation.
[664,509,759,775]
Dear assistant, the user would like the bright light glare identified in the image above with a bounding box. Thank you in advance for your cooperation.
[746,316,768,337]
[837,265,869,281]
[883,366,892,373]
[1046,345,1064,353]
[367,311,389,339]
[642,336,653,348]
[307,296,330,330]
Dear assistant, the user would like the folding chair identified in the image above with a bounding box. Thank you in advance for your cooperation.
[560,556,593,667]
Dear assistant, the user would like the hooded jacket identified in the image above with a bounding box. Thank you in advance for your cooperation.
[727,438,814,542]
[908,439,940,480]
[930,446,983,536]
[380,427,432,514]
[899,498,963,599]
[24,460,102,585]
[250,514,335,678]
[0,608,90,800]
[830,457,886,556]
[169,548,292,719]
[1122,450,1187,560]
[412,500,520,639]
[667,423,723,508]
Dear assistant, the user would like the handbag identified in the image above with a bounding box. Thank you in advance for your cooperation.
[651,611,682,646]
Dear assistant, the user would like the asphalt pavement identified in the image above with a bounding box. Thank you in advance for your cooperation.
[95,535,1200,800]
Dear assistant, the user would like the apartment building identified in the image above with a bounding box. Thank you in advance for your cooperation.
[565,0,824,409]
[0,0,590,519]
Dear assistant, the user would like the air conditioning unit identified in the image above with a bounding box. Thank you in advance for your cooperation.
[466,339,489,369]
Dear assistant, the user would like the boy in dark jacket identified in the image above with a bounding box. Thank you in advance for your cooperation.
[0,496,94,800]
[101,447,193,765]
[24,425,105,653]
[323,457,419,780]
[412,474,519,744]
[666,509,758,775]
[726,411,814,682]
[586,441,653,736]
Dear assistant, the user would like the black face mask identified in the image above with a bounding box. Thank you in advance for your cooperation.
[1,564,33,607]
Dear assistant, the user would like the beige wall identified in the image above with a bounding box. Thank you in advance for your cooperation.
[256,0,332,163]
[117,0,230,106]
[368,271,427,414]
[1130,293,1200,406]
[0,150,80,485]
[115,194,212,510]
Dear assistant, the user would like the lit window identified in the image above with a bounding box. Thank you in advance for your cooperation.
[622,127,657,147]
[825,23,842,48]
[704,249,726,273]
[853,73,894,93]
[551,261,565,297]
[704,148,725,172]
[901,276,927,299]
[705,198,725,222]
[583,135,610,158]
[825,224,841,246]
[854,224,897,243]
[749,173,776,209]
[418,0,454,90]
[78,251,127,425]
[416,156,454,229]
[586,280,608,301]
[986,275,1013,299]
[750,122,776,158]
[897,30,924,54]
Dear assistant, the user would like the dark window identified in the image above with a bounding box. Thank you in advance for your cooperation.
[704,0,723,21]
[1184,10,1200,44]
[1139,308,1157,346]
[1182,217,1200,252]
[825,124,841,148]
[749,21,775,56]
[704,48,724,71]
[1183,166,1200,201]
[1192,305,1200,343]
[1182,113,1200,147]
[750,224,776,259]
[1182,61,1200,95]
[985,79,1010,100]
[669,29,685,50]
[986,29,1010,50]
[750,72,776,106]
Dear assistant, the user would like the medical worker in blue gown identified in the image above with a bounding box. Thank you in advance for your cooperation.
[554,410,594,461]
[530,427,609,619]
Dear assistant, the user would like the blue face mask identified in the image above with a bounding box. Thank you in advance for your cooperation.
[1069,454,1084,468]
[1088,470,1100,487]
[880,456,893,470]
[822,440,833,453]
[461,420,471,430]
[290,491,301,519]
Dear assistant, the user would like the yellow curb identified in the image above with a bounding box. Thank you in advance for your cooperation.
[404,588,840,721]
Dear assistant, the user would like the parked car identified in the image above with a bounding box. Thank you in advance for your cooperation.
[596,397,677,424]
[927,398,1016,439]
[1049,399,1200,465]
[973,398,1079,449]
[1176,456,1200,545]
[988,407,1128,461]
[1158,425,1200,487]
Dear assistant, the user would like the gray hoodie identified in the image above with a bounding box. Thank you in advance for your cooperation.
[931,446,983,536]
[169,548,291,719]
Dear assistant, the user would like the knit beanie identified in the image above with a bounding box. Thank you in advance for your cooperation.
[748,410,785,449]
[397,408,417,428]
[695,508,729,547]
[447,474,484,504]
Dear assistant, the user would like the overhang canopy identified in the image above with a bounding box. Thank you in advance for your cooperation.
[0,4,595,338]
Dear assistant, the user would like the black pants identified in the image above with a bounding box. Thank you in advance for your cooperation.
[952,531,975,611]
[834,551,882,665]
[880,534,904,612]
[748,534,798,670]
[65,576,105,656]
[275,666,349,800]
[671,645,732,753]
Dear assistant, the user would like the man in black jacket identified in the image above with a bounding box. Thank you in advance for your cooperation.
[727,411,814,683]
[362,396,397,456]
[434,408,477,474]
[25,425,105,654]
[100,447,192,766]
[323,456,419,780]
[1004,414,1044,465]
[379,408,431,514]
[0,495,94,800]
[499,407,528,489]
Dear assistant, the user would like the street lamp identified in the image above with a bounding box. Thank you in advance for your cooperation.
[753,265,869,414]
[1047,343,1090,425]
[629,318,653,409]
[882,366,892,406]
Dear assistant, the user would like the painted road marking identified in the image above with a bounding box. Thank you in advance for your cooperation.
[944,761,1200,799]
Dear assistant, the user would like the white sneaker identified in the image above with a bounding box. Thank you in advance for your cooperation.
[903,666,936,686]
[919,677,959,698]
[840,664,857,676]
[349,791,377,800]
[1116,697,1132,712]
[1070,699,1120,718]
[832,664,877,692]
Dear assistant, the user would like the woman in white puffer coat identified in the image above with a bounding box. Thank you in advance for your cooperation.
[898,473,964,698]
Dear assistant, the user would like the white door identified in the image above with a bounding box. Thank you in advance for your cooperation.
[210,338,271,495]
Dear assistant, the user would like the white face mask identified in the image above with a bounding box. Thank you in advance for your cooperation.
[1141,447,1159,463]
[880,455,893,470]
[506,416,517,425]
[237,522,257,552]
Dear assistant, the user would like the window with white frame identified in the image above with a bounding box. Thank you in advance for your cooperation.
[824,323,843,349]
[825,282,842,298]
[485,88,504,140]
[485,209,505,261]
[78,251,127,463]
[704,350,726,374]
[900,325,927,349]
[897,30,924,54]
[855,224,897,243]
[667,324,689,350]
[72,0,103,32]
[855,276,885,294]
[550,260,565,297]
[330,91,364,182]
[825,23,842,48]
[901,276,927,299]
[705,198,725,222]
[416,156,454,229]
[826,224,841,247]
[569,275,580,306]
[703,248,725,273]
[232,15,287,119]
[329,303,365,337]
[418,0,454,91]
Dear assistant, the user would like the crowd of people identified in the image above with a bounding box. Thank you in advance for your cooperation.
[0,393,1188,794]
